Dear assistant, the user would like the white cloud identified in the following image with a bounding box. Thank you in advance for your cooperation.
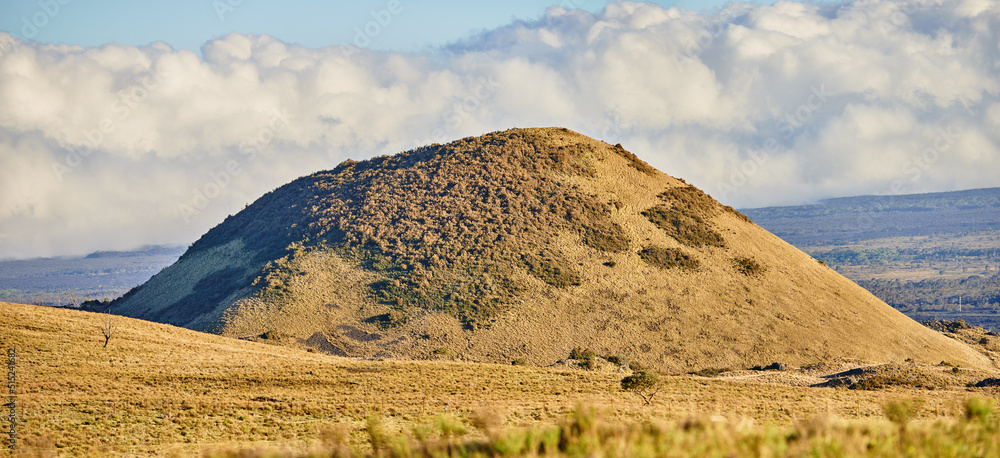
[0,0,998,258]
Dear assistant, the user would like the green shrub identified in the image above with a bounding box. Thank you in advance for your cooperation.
[733,257,766,277]
[365,310,409,330]
[612,143,658,175]
[964,397,995,423]
[569,347,595,360]
[656,185,718,217]
[621,370,660,405]
[691,367,729,377]
[581,224,630,252]
[511,358,527,366]
[641,207,726,248]
[526,257,581,288]
[883,398,924,431]
[639,246,699,270]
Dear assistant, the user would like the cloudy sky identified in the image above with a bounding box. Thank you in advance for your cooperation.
[0,0,998,259]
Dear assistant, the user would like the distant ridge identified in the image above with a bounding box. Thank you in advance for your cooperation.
[740,187,1000,246]
[108,128,993,372]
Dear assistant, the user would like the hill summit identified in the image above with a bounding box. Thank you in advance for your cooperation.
[109,128,990,371]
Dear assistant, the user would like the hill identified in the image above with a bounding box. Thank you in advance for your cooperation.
[741,188,1000,331]
[0,245,184,307]
[739,187,1000,247]
[107,127,992,372]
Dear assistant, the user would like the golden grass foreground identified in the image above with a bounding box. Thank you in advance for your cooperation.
[1,301,999,457]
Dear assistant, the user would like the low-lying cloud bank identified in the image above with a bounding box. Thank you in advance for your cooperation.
[1,0,998,258]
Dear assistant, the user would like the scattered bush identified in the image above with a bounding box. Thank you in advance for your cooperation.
[923,320,973,333]
[526,257,581,288]
[733,257,766,277]
[365,310,409,330]
[621,370,660,405]
[723,205,753,223]
[511,358,527,366]
[691,367,730,377]
[849,372,944,391]
[642,207,726,248]
[569,347,596,360]
[612,143,658,175]
[973,377,1000,388]
[639,246,699,270]
[581,223,630,252]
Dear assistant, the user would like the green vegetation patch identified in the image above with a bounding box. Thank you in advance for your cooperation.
[657,185,719,218]
[732,257,766,278]
[581,223,630,252]
[569,347,596,360]
[545,142,598,177]
[641,206,726,248]
[525,256,581,288]
[690,367,730,377]
[639,246,699,270]
[817,363,951,391]
[612,142,658,175]
[364,311,409,330]
[644,184,729,247]
[849,375,940,391]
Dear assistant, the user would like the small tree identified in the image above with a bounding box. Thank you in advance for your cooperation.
[100,315,119,348]
[621,370,660,405]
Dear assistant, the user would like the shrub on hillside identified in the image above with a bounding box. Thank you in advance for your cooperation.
[639,246,699,270]
[526,257,581,288]
[582,223,631,252]
[569,347,596,360]
[733,257,766,278]
[642,207,726,248]
[691,367,730,377]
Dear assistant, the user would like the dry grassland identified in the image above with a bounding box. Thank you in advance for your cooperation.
[2,302,999,456]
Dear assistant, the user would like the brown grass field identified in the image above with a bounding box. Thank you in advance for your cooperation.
[2,301,1000,456]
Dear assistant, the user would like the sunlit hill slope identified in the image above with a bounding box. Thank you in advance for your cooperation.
[107,127,992,372]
